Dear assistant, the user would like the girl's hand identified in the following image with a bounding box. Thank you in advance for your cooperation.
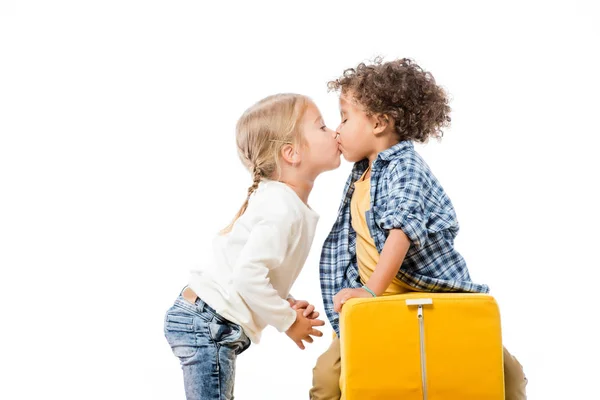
[285,309,325,350]
[333,288,373,313]
[287,298,319,319]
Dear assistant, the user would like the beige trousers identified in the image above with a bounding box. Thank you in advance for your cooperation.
[309,336,527,400]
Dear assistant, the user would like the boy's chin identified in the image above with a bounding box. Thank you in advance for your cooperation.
[342,154,362,163]
[340,148,364,163]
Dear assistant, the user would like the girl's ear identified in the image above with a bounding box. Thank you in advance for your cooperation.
[281,144,301,165]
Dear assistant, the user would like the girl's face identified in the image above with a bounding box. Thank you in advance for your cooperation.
[298,102,341,176]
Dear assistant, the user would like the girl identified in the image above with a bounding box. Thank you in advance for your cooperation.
[164,93,341,399]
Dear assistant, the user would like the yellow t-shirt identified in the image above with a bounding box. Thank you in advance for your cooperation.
[350,167,411,296]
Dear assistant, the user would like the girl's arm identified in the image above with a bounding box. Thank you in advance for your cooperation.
[232,219,298,333]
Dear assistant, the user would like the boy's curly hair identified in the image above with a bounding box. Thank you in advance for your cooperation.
[328,57,451,142]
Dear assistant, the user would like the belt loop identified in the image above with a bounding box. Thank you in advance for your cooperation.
[196,297,205,312]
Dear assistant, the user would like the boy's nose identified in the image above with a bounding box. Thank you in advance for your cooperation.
[334,131,341,142]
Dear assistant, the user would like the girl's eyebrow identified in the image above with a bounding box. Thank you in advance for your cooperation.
[314,116,323,124]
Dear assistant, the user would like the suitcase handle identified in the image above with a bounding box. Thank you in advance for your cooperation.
[406,298,433,306]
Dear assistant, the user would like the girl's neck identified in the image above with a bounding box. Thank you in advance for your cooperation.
[278,175,314,206]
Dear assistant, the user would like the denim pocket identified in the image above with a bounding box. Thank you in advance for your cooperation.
[166,334,198,359]
[164,312,199,359]
[165,313,194,333]
[209,320,250,355]
[209,319,243,344]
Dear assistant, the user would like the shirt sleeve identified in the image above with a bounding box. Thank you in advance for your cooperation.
[378,167,429,249]
[231,213,298,333]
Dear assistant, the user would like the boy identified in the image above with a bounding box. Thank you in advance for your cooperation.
[310,58,527,400]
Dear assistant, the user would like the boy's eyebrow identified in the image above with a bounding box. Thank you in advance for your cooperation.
[314,116,323,124]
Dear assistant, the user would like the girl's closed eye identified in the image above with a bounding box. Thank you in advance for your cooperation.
[318,118,328,131]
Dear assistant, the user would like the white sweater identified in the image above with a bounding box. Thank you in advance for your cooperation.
[188,180,319,343]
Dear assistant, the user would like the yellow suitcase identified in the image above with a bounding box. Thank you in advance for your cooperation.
[339,293,504,400]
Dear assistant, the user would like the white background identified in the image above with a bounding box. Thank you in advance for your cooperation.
[1,1,599,399]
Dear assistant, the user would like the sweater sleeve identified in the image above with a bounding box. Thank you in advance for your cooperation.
[231,208,299,333]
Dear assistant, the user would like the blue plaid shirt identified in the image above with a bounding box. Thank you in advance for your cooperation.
[320,141,489,335]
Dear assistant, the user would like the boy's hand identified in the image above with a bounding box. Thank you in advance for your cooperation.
[333,288,373,313]
[287,298,319,319]
[285,309,325,350]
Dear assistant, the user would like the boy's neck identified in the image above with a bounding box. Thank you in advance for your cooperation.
[367,135,401,164]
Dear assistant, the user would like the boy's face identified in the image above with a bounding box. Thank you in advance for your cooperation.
[336,92,376,163]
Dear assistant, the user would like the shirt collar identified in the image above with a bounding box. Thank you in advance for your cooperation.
[376,140,414,162]
[350,140,414,176]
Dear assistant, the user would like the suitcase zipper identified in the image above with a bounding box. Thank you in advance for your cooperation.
[406,298,433,400]
[418,304,428,400]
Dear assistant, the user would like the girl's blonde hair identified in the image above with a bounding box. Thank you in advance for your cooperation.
[220,93,310,234]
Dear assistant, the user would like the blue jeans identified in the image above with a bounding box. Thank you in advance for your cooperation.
[164,291,251,400]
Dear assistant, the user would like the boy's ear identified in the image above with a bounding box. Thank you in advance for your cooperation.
[372,114,392,136]
[281,144,301,165]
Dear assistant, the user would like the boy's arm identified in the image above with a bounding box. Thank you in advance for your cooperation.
[363,229,410,295]
[333,229,410,312]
